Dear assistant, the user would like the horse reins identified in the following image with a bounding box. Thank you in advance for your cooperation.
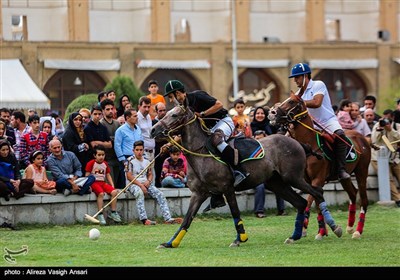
[162,112,215,158]
[287,105,362,155]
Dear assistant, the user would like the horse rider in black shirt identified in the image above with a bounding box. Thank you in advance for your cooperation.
[164,80,250,211]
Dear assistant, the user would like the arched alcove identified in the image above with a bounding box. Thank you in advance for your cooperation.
[314,70,367,106]
[229,68,281,110]
[43,70,106,117]
[140,69,201,109]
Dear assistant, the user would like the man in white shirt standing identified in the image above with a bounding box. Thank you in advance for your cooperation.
[137,96,156,162]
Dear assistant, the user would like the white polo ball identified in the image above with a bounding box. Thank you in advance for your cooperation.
[89,228,100,240]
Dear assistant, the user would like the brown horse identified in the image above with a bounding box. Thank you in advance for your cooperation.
[151,104,342,248]
[268,91,371,239]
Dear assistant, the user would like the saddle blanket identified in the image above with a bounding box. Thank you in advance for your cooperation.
[206,135,264,163]
[316,134,357,162]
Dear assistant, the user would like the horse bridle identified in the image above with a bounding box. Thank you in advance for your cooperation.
[156,105,191,138]
[271,95,309,127]
[156,106,214,157]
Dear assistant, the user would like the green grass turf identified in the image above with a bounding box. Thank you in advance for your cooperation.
[0,203,399,267]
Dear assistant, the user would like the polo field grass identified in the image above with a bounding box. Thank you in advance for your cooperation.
[1,203,398,267]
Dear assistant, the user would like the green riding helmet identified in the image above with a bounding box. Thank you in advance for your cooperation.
[164,80,185,97]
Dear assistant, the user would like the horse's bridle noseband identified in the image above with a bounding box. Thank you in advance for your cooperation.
[270,96,308,126]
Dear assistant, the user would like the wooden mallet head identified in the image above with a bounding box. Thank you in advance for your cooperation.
[381,135,400,152]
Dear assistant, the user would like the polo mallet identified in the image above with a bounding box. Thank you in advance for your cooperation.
[381,135,400,152]
[84,153,160,224]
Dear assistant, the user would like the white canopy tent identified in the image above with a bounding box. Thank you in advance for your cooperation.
[0,59,50,110]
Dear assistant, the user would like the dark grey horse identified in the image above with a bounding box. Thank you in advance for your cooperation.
[151,104,342,248]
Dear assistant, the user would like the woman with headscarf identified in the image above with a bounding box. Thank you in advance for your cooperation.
[116,94,131,118]
[62,112,92,174]
[250,106,275,136]
[0,140,34,200]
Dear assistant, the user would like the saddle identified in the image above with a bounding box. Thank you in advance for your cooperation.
[316,134,357,163]
[206,133,264,164]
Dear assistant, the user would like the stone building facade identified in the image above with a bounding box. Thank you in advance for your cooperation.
[0,0,399,116]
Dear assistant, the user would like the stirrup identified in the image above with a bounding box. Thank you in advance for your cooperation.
[233,171,249,188]
[338,170,350,180]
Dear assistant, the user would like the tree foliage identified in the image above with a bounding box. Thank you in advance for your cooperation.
[104,75,144,109]
[63,93,98,123]
[377,77,400,114]
[64,75,145,123]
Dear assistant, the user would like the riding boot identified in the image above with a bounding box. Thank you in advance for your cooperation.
[220,146,250,188]
[202,194,226,213]
[335,133,350,180]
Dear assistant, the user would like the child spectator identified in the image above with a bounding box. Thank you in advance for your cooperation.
[337,99,357,129]
[50,113,65,138]
[85,145,122,225]
[160,146,187,188]
[40,118,58,141]
[19,114,50,170]
[125,140,182,225]
[232,98,252,137]
[106,89,118,119]
[146,80,166,120]
[24,151,57,195]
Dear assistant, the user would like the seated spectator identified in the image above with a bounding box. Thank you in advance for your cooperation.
[0,121,13,150]
[19,114,50,170]
[39,116,57,138]
[85,145,122,225]
[337,99,356,130]
[47,139,95,196]
[125,140,183,225]
[50,113,65,138]
[24,151,57,195]
[40,119,58,141]
[62,112,92,174]
[0,140,34,200]
[0,108,16,147]
[160,146,187,188]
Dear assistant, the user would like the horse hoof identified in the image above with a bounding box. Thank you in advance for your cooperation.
[315,233,323,241]
[352,231,361,239]
[229,240,240,247]
[333,225,343,238]
[157,243,172,249]
[346,226,354,234]
[302,229,307,237]
[284,238,294,244]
